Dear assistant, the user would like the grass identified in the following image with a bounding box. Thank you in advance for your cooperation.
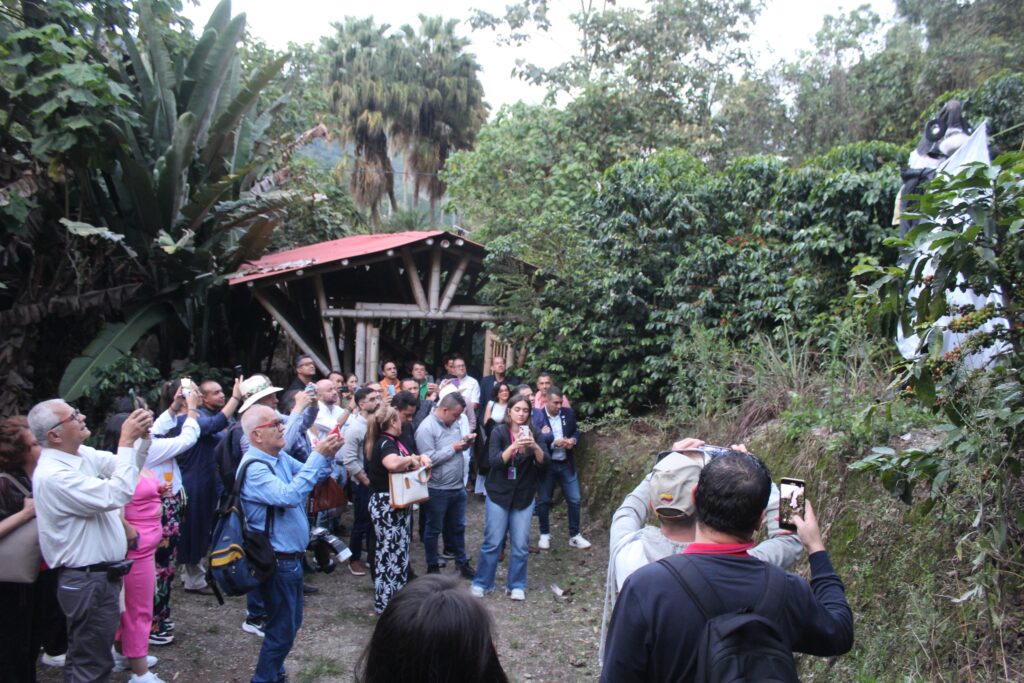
[296,656,346,683]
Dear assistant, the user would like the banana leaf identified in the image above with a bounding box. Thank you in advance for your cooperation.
[139,0,178,149]
[155,112,198,232]
[178,28,219,113]
[186,13,246,147]
[58,303,170,401]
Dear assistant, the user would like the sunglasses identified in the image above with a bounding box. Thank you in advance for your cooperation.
[253,418,286,431]
[47,409,82,433]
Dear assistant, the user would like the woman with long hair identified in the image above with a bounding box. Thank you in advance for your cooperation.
[357,574,509,683]
[0,416,68,681]
[476,382,512,495]
[471,395,548,601]
[364,406,431,613]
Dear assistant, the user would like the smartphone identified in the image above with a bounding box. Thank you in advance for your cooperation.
[305,382,317,397]
[233,364,244,379]
[180,377,192,397]
[518,425,530,439]
[778,477,806,532]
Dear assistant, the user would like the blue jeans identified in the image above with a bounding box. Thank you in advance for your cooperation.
[246,590,265,621]
[474,497,534,592]
[251,558,303,683]
[423,487,468,567]
[349,482,371,562]
[537,460,581,537]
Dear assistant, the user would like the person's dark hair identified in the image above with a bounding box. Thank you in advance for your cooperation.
[438,392,466,410]
[393,391,419,412]
[695,452,772,539]
[515,383,533,396]
[346,372,359,383]
[354,387,375,406]
[102,413,130,453]
[412,360,427,370]
[356,575,509,683]
[546,385,564,400]
[502,395,537,434]
[158,380,179,413]
[537,371,552,381]
[328,370,344,380]
[491,381,511,403]
[0,416,31,471]
[113,396,136,414]
[294,354,312,370]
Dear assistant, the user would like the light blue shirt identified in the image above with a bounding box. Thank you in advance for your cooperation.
[237,446,331,553]
[546,409,566,461]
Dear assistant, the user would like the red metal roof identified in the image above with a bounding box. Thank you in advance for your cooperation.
[227,230,473,285]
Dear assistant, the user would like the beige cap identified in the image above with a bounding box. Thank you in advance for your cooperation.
[649,451,705,518]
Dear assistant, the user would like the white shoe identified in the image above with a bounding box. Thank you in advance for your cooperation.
[507,588,526,601]
[470,584,485,598]
[130,672,166,683]
[569,534,592,549]
[112,650,157,672]
[538,534,551,550]
[40,652,66,667]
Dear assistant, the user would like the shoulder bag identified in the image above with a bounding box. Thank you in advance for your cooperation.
[0,473,41,583]
[388,466,431,509]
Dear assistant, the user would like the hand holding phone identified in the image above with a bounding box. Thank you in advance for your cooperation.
[778,477,805,532]
[180,377,192,397]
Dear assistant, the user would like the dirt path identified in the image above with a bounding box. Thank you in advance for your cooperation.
[40,494,608,683]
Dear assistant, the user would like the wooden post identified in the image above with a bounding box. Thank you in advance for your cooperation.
[342,318,353,375]
[314,275,341,371]
[252,288,330,375]
[368,322,380,382]
[428,247,442,312]
[355,321,367,383]
[439,254,471,313]
[401,248,429,312]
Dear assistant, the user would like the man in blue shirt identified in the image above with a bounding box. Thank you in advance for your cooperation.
[533,386,591,550]
[237,404,341,683]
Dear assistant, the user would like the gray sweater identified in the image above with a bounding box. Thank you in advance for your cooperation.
[340,414,368,480]
[414,413,464,490]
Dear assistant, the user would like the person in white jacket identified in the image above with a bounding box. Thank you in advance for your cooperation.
[599,438,803,662]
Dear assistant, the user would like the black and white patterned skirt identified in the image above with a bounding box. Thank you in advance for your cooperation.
[368,492,411,614]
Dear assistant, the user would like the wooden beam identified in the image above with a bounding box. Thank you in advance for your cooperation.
[313,275,341,372]
[428,247,442,311]
[355,321,367,383]
[439,254,471,313]
[368,323,380,382]
[322,305,494,322]
[352,302,492,313]
[252,289,330,375]
[401,248,429,312]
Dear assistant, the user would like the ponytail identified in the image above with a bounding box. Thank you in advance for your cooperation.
[365,406,399,462]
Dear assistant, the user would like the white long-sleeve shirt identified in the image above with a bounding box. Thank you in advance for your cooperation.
[33,444,146,567]
[143,417,200,494]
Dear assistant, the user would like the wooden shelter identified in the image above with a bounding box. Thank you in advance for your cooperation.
[227,231,524,381]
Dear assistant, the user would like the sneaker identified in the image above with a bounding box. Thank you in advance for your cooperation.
[441,548,457,560]
[129,673,166,683]
[348,559,367,576]
[507,588,526,601]
[427,564,441,574]
[161,619,174,632]
[569,534,592,549]
[457,562,476,580]
[302,583,319,595]
[538,534,551,550]
[112,650,158,672]
[148,626,174,646]
[40,652,66,667]
[470,584,485,598]
[242,617,266,638]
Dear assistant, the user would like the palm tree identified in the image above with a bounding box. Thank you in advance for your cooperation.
[398,16,487,221]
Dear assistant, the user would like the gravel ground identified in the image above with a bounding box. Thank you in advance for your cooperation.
[38,493,608,683]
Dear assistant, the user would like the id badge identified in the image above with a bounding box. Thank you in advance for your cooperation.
[507,465,516,480]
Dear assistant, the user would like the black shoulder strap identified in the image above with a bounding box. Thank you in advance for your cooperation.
[754,564,787,621]
[0,472,30,497]
[235,459,276,534]
[657,555,725,621]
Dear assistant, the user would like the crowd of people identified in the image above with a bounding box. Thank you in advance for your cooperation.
[0,352,594,683]
[0,349,855,683]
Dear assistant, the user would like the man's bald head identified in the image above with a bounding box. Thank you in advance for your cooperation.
[241,404,276,438]
[315,379,338,405]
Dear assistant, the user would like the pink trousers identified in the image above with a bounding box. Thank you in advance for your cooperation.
[116,522,162,658]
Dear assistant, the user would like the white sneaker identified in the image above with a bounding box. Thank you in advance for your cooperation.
[470,584,485,598]
[538,534,551,550]
[112,650,157,672]
[40,652,66,667]
[569,534,592,549]
[129,672,166,683]
[507,588,526,601]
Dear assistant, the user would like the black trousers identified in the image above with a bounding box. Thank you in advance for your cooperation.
[0,569,67,683]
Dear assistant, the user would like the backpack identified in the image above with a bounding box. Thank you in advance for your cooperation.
[658,556,800,683]
[216,422,245,492]
[206,459,277,604]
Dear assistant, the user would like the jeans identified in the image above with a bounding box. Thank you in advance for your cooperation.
[252,558,303,683]
[474,497,535,592]
[349,481,371,562]
[536,460,582,537]
[246,590,265,620]
[423,487,468,567]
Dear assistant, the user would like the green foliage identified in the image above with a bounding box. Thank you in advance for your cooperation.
[854,156,1024,641]
[78,354,163,422]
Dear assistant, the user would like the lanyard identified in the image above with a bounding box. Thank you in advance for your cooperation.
[382,432,410,456]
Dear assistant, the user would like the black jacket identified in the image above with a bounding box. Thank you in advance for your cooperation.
[484,424,549,510]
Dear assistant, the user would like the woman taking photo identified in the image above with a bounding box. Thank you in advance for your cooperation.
[365,407,431,613]
[0,416,67,682]
[475,381,512,496]
[471,395,548,601]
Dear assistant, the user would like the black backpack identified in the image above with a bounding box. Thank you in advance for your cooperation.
[658,556,800,683]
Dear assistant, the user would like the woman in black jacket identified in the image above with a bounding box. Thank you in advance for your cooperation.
[470,396,548,601]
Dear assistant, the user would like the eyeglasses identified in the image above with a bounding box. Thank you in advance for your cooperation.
[253,418,286,431]
[47,409,82,433]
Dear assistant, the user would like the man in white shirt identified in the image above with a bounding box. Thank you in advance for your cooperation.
[29,399,152,683]
[450,356,480,431]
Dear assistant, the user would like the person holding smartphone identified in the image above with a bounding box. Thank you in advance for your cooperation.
[470,395,548,601]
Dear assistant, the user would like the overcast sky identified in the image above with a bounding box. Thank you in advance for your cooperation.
[181,0,895,114]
